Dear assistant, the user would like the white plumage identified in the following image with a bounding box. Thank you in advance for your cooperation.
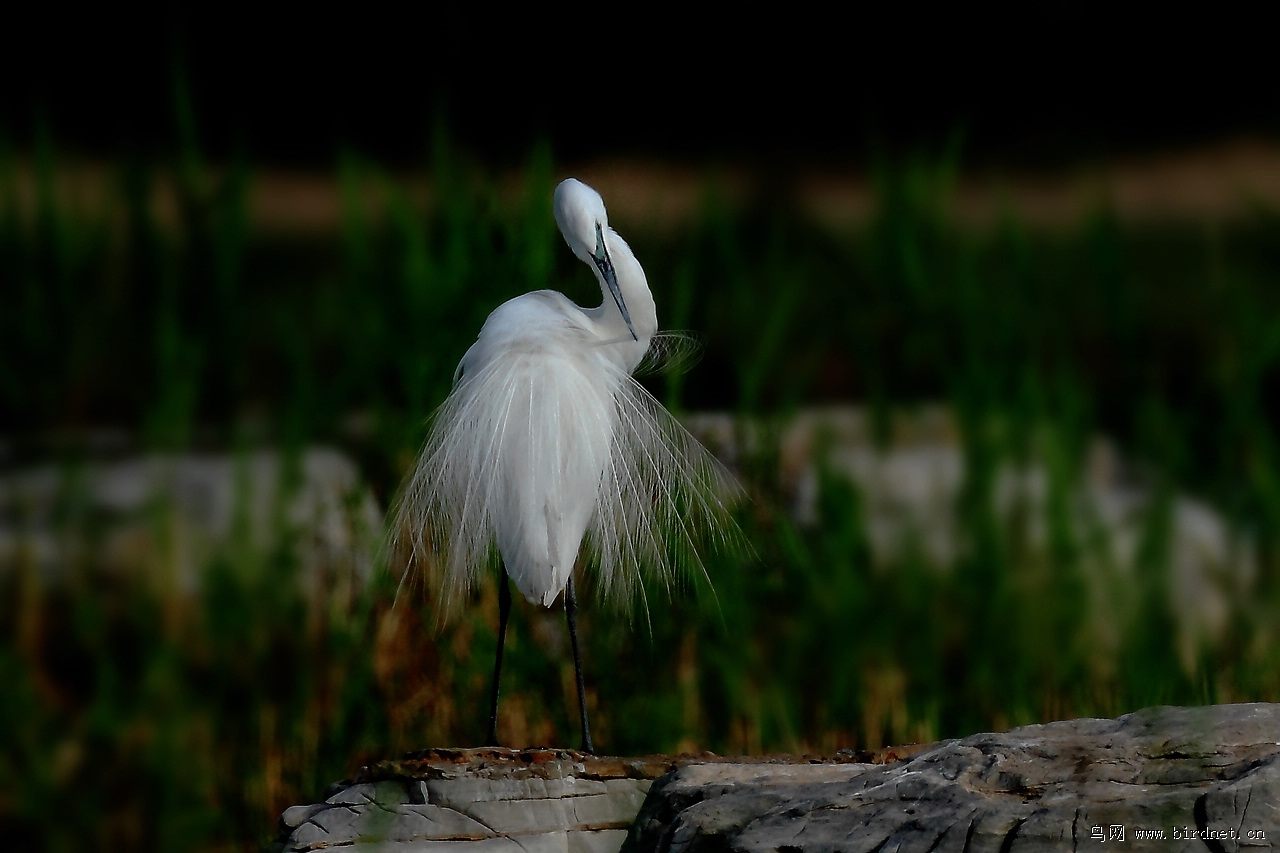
[393,177,739,612]
[388,178,742,750]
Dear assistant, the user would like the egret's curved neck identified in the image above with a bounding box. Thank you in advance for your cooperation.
[594,227,657,346]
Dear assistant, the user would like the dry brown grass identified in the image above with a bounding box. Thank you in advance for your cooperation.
[9,137,1280,235]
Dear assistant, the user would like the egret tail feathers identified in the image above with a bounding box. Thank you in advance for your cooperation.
[584,373,748,615]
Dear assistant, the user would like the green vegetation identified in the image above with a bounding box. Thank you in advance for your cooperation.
[4,121,1280,851]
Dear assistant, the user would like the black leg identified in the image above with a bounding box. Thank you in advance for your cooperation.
[564,575,594,754]
[487,571,511,746]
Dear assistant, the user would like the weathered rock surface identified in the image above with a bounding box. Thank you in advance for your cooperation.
[278,748,683,852]
[276,747,904,852]
[278,705,1279,851]
[628,703,1280,853]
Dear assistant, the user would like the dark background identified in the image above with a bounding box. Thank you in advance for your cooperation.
[3,12,1275,171]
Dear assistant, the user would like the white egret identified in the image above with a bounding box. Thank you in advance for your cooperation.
[390,178,742,753]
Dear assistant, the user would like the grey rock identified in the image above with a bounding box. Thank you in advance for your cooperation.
[326,780,412,806]
[425,776,611,808]
[277,709,1279,852]
[280,802,329,830]
[625,703,1280,853]
[287,794,495,848]
[684,405,1256,669]
[0,446,382,594]
[277,748,684,852]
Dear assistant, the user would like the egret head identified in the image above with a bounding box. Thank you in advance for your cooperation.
[553,178,608,261]
[554,178,638,341]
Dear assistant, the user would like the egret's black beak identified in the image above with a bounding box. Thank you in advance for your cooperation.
[594,223,638,341]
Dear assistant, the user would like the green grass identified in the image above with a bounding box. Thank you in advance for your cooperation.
[4,121,1280,850]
